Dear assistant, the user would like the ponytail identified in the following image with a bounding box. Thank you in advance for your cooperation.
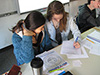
[11,19,24,33]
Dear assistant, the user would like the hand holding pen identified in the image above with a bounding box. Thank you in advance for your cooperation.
[73,36,80,48]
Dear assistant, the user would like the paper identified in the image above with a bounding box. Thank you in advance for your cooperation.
[36,50,68,72]
[89,44,100,56]
[61,40,81,55]
[72,60,82,67]
[88,30,100,40]
[86,30,100,44]
[61,40,88,59]
[66,47,89,59]
[82,38,100,56]
[82,30,100,56]
[82,38,94,50]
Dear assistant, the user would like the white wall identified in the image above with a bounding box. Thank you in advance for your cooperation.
[0,14,28,49]
[0,0,87,49]
[0,0,16,14]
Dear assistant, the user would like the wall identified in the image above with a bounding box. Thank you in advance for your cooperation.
[0,0,16,14]
[69,0,87,17]
[0,14,28,49]
[0,0,87,49]
[0,0,28,49]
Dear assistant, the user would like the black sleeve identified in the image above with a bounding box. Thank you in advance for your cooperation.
[87,15,100,26]
[78,9,90,24]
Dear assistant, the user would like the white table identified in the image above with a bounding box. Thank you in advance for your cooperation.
[3,27,100,75]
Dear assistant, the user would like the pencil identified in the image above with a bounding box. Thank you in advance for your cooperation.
[86,38,95,44]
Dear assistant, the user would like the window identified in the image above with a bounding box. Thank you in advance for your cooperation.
[16,0,69,14]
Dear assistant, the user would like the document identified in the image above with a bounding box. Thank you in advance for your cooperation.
[61,40,81,55]
[72,60,82,67]
[89,44,100,56]
[82,38,94,50]
[61,40,88,59]
[83,30,100,56]
[66,47,88,59]
[86,30,100,44]
[83,38,100,56]
[36,50,68,73]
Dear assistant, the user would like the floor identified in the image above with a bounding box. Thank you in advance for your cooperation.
[0,45,17,75]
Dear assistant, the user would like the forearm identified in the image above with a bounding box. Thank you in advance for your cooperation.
[12,34,34,63]
[70,17,81,43]
[87,15,100,26]
[21,36,34,63]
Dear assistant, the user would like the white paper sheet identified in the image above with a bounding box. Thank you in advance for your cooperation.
[88,30,100,41]
[86,30,100,44]
[82,38,94,50]
[82,31,100,56]
[66,47,89,59]
[60,40,88,59]
[72,60,82,67]
[89,44,100,56]
[61,40,81,55]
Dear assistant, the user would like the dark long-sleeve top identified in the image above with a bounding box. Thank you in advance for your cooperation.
[77,4,100,33]
[12,29,53,65]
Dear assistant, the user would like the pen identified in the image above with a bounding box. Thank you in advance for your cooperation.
[74,36,79,48]
[75,36,79,42]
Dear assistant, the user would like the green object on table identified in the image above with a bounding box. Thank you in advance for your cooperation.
[49,68,63,73]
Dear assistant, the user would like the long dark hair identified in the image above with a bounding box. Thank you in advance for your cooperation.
[11,19,24,33]
[12,11,46,33]
[47,1,68,32]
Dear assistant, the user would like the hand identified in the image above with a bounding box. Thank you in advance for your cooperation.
[32,36,37,44]
[23,28,35,36]
[98,4,100,8]
[73,42,80,48]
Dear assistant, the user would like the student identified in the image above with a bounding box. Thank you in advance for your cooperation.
[45,1,81,48]
[76,0,100,33]
[12,11,53,65]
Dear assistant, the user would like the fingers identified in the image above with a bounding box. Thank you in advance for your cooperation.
[32,36,37,44]
[73,42,80,48]
[23,28,35,36]
[98,5,100,8]
[98,3,100,8]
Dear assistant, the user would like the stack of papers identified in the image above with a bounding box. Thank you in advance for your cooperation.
[61,40,88,59]
[36,50,68,73]
[83,30,100,56]
[86,30,100,44]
